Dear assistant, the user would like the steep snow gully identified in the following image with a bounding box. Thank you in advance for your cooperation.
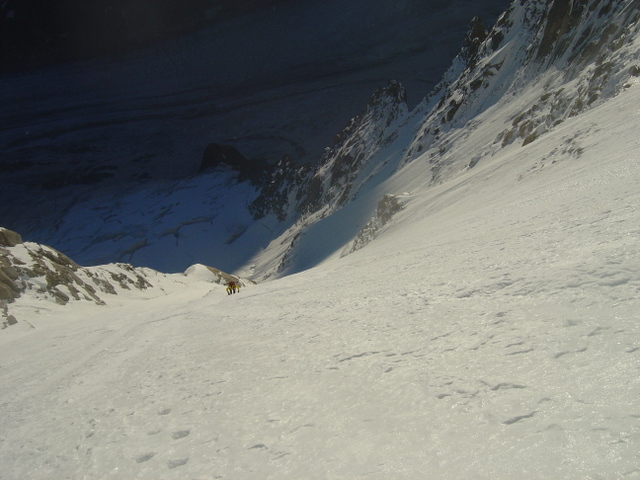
[2,0,640,478]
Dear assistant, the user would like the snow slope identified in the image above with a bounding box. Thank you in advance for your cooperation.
[2,1,640,477]
[1,80,639,479]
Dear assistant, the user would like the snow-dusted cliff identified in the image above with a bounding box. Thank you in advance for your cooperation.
[244,0,640,278]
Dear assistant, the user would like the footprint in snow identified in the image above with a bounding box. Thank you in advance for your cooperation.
[171,430,190,440]
[167,458,189,469]
[249,443,268,450]
[503,411,537,425]
[135,452,156,463]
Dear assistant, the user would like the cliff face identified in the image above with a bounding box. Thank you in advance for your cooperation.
[399,0,640,181]
[297,80,409,216]
[246,0,640,279]
[245,80,410,225]
[276,0,639,221]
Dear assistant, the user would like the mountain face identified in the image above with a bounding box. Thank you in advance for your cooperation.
[0,0,511,237]
[244,0,640,278]
[2,0,639,282]
[297,80,409,216]
[2,2,640,476]
[402,0,640,163]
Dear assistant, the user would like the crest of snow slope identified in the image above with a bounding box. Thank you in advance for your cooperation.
[1,82,639,478]
[245,0,640,280]
[0,236,249,331]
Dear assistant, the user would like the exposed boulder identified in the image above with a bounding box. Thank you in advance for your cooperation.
[0,250,21,301]
[1,300,18,329]
[0,228,22,247]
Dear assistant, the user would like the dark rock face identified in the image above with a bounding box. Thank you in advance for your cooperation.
[244,80,409,223]
[199,143,269,185]
[536,0,593,61]
[249,157,312,221]
[1,299,18,329]
[461,16,489,69]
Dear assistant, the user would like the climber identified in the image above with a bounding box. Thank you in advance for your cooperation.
[226,280,239,295]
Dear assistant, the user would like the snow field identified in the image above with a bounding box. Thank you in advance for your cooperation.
[2,86,640,479]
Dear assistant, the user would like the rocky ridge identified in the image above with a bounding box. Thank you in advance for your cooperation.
[246,0,640,278]
[0,227,245,329]
[399,0,640,180]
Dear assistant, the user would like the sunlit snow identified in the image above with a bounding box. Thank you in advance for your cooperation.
[2,0,640,477]
[2,82,639,478]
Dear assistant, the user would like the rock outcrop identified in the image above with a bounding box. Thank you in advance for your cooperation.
[0,227,22,247]
[0,228,23,303]
[401,0,640,175]
[0,231,153,328]
[1,228,252,329]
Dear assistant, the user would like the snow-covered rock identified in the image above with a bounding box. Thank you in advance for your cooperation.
[297,80,410,216]
[245,0,640,279]
[401,0,640,176]
[0,233,248,329]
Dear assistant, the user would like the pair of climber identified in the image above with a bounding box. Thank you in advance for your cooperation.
[226,280,240,295]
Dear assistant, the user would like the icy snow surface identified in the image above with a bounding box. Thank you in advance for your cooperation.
[1,81,640,478]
